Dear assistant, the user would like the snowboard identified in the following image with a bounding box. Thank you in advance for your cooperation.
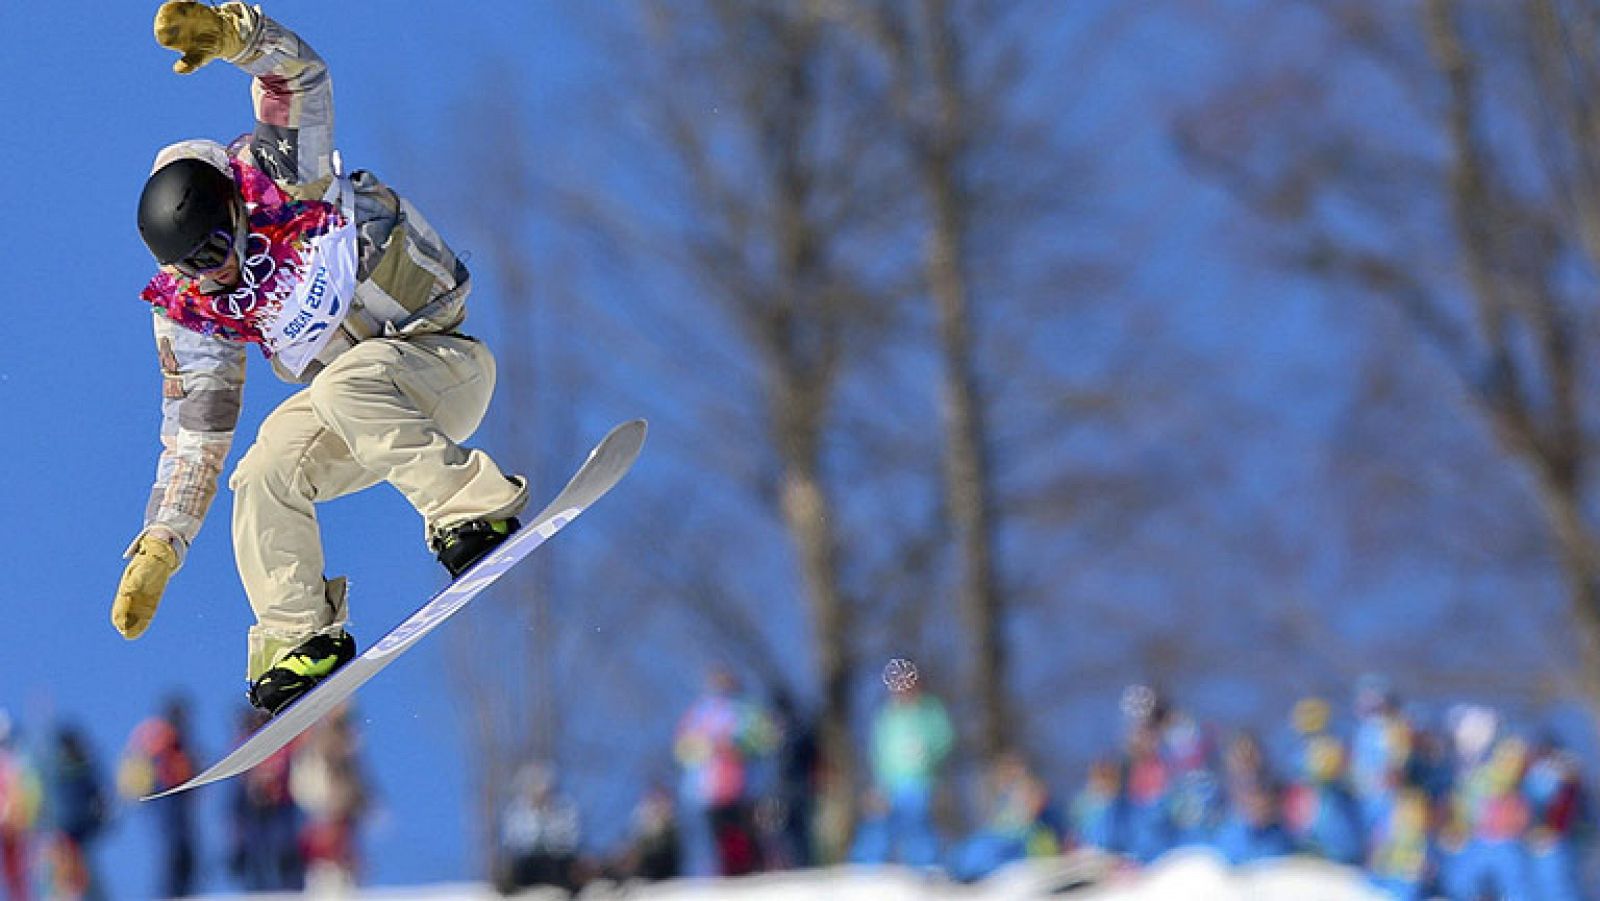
[146,418,648,799]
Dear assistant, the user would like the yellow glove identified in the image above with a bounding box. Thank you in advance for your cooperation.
[153,1,251,75]
[112,534,180,639]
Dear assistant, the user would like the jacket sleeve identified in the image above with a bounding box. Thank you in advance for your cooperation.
[135,312,247,565]
[227,5,334,188]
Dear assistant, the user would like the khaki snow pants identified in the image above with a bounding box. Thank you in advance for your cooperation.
[230,334,528,680]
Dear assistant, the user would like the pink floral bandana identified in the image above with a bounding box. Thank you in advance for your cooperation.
[140,155,345,355]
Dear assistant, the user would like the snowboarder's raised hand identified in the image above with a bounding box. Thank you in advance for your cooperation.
[112,534,180,639]
[153,1,251,75]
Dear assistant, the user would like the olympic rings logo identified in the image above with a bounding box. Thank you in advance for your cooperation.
[214,232,286,320]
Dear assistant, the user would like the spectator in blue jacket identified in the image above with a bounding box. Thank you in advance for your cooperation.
[43,725,109,901]
[1367,787,1432,900]
[1119,686,1174,863]
[1070,759,1124,855]
[1216,780,1294,865]
[1351,676,1412,832]
[1217,731,1292,865]
[1163,714,1222,848]
[946,751,1061,882]
[1522,736,1590,901]
[850,680,954,869]
[1283,735,1364,866]
[1444,736,1534,901]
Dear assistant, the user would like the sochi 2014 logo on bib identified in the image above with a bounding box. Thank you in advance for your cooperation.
[261,219,358,376]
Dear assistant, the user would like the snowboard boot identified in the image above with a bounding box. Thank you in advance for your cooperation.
[435,517,521,579]
[248,630,356,715]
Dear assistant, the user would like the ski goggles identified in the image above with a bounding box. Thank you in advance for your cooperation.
[173,227,239,278]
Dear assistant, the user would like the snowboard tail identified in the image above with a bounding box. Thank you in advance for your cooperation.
[145,418,648,800]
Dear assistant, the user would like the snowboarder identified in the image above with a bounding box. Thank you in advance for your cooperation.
[112,1,529,715]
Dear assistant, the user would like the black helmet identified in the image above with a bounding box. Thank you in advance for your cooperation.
[137,158,242,265]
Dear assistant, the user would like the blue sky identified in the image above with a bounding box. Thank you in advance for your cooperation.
[0,1,601,890]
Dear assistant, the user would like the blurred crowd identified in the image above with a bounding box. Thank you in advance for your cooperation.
[0,672,1592,900]
[499,669,1594,901]
[0,696,368,899]
[1060,678,1595,901]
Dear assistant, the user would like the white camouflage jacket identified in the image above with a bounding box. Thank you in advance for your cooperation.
[138,5,472,562]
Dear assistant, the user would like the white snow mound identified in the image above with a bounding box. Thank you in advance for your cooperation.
[209,850,1391,900]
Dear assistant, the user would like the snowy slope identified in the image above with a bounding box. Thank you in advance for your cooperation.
[211,851,1391,900]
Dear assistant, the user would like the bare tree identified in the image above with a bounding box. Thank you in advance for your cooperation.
[560,0,914,854]
[809,0,1012,762]
[1176,0,1600,715]
[429,70,599,876]
[448,122,551,881]
[813,0,1179,766]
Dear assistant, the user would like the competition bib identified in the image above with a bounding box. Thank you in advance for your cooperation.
[255,216,357,376]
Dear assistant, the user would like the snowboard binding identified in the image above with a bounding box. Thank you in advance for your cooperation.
[248,630,356,715]
[435,517,522,578]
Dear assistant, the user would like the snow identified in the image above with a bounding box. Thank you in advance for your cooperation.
[202,851,1392,900]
